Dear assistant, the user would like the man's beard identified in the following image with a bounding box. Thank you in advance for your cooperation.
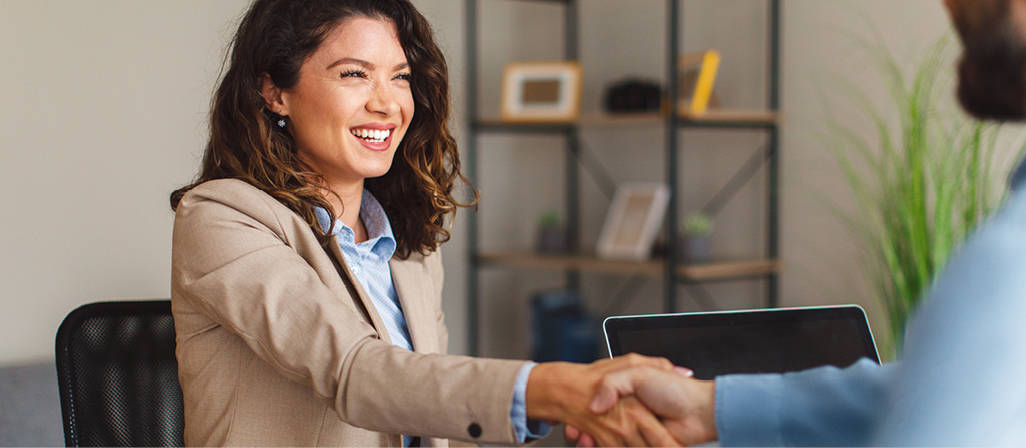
[957,19,1026,121]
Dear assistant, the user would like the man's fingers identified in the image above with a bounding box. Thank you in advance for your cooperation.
[576,419,623,448]
[636,406,682,447]
[564,424,581,444]
[625,429,647,447]
[616,397,675,447]
[616,415,648,447]
[592,430,624,448]
[577,432,596,447]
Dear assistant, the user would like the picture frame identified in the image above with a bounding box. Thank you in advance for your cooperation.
[501,61,582,122]
[677,50,721,115]
[596,183,670,260]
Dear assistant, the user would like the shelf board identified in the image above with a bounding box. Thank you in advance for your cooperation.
[477,251,780,281]
[475,109,779,133]
[473,119,573,134]
[496,0,570,3]
[576,113,664,126]
[679,109,780,128]
[678,258,781,280]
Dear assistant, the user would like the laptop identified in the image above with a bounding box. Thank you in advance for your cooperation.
[604,305,880,379]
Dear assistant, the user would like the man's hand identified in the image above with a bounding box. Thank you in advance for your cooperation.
[565,366,718,447]
[526,354,682,446]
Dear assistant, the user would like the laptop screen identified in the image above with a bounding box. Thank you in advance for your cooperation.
[604,306,879,380]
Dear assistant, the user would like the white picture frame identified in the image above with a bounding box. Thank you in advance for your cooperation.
[500,61,582,122]
[596,183,670,260]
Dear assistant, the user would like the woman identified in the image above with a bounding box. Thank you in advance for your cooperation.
[170,0,677,446]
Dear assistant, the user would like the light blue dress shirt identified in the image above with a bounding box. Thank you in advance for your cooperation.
[315,191,548,444]
[714,160,1026,446]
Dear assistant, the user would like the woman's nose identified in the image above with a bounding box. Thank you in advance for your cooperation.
[366,82,400,117]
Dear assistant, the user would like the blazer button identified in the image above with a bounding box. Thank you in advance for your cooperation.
[467,423,482,438]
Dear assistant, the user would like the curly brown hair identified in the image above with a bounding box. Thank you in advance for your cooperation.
[170,0,475,258]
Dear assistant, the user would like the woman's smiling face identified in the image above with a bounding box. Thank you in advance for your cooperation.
[270,16,414,187]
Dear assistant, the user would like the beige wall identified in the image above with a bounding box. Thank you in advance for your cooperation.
[0,0,1017,365]
[1,0,248,364]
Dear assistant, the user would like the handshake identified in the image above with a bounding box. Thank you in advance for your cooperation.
[526,354,717,447]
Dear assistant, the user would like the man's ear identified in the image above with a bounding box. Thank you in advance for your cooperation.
[260,74,289,116]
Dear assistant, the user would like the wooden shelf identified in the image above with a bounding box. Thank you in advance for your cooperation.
[576,112,664,126]
[477,251,780,281]
[474,119,573,134]
[475,109,779,133]
[500,0,569,3]
[679,109,780,128]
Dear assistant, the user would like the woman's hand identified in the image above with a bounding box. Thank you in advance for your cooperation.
[526,354,681,446]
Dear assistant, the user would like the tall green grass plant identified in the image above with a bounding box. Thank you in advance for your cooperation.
[829,39,1019,355]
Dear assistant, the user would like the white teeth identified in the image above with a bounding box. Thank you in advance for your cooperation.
[351,128,390,143]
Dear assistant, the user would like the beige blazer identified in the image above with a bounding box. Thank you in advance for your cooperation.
[171,179,527,446]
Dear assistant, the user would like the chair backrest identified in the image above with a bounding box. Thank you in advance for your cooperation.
[55,300,184,447]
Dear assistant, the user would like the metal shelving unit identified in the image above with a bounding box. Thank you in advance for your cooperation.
[464,0,781,356]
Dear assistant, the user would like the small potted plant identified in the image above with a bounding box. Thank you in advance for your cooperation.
[536,210,567,254]
[680,212,713,263]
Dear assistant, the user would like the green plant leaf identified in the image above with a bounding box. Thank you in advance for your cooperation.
[829,36,1016,355]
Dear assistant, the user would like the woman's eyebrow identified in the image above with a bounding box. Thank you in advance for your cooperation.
[327,57,371,70]
[326,57,409,71]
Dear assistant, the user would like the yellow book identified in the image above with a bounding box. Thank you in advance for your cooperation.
[690,50,720,115]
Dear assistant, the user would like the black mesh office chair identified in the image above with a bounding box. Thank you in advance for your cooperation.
[55,300,184,447]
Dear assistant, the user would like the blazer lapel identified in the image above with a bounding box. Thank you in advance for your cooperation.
[389,257,437,354]
[326,240,392,344]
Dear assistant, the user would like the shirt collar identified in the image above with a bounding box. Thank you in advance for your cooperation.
[313,190,397,259]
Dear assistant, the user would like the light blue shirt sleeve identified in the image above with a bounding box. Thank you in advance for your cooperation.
[511,362,552,442]
[872,189,1026,446]
[715,358,892,446]
[716,188,1026,446]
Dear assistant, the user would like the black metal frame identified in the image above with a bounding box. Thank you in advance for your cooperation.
[465,0,781,356]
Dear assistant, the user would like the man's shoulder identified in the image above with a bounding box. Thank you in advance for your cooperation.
[914,190,1026,326]
[963,191,1026,257]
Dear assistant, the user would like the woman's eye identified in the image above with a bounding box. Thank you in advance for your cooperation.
[340,70,366,79]
[394,72,412,81]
